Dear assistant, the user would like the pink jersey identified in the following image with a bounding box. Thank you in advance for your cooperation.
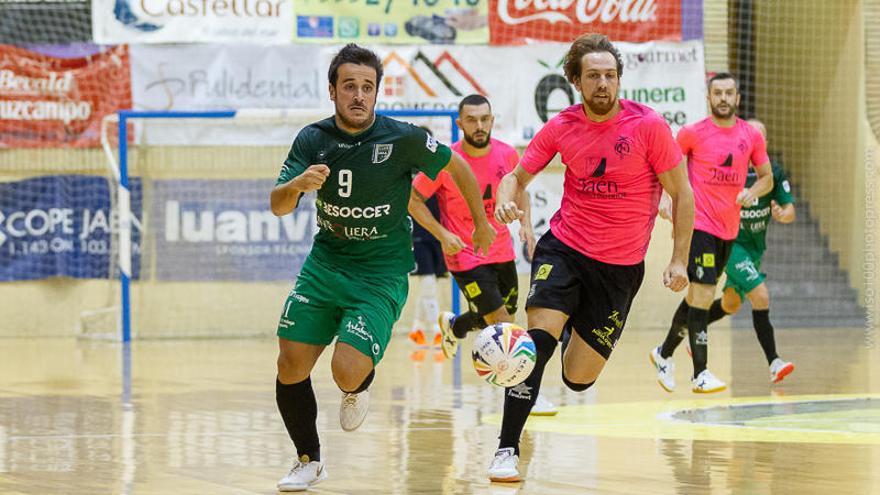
[520,101,682,265]
[678,117,769,240]
[412,138,519,272]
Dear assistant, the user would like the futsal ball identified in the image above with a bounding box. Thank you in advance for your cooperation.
[472,323,537,387]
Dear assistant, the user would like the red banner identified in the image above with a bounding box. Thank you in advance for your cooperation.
[0,45,131,148]
[489,0,683,45]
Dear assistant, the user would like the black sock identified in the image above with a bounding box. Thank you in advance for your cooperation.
[688,307,710,378]
[451,311,485,339]
[343,369,375,394]
[498,329,557,455]
[752,309,779,364]
[707,299,729,325]
[276,377,320,462]
[660,300,689,358]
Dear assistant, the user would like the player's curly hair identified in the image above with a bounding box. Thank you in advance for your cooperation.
[563,33,624,84]
[328,44,384,89]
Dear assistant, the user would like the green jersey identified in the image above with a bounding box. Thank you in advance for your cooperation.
[735,162,795,254]
[277,114,452,274]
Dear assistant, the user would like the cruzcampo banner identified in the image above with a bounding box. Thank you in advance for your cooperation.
[293,0,488,44]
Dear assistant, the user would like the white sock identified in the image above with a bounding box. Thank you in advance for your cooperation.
[419,275,440,335]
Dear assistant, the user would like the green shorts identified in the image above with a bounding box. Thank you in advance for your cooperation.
[277,255,409,365]
[723,243,766,300]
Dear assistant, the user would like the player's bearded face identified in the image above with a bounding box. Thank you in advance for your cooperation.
[459,103,494,149]
[576,52,620,116]
[330,63,378,132]
[708,79,739,119]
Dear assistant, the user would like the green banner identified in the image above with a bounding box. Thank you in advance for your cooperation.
[293,0,488,44]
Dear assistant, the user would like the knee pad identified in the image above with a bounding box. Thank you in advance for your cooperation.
[562,372,595,392]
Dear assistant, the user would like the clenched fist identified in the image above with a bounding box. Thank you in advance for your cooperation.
[295,164,330,192]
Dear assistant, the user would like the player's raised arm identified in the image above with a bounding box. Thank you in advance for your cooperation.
[658,159,694,292]
[270,164,330,216]
[495,165,535,225]
[444,151,496,256]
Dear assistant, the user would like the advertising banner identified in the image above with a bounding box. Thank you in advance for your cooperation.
[0,175,142,281]
[488,0,698,45]
[130,44,327,145]
[0,44,131,148]
[371,41,705,146]
[0,0,91,43]
[293,0,488,44]
[518,40,707,140]
[151,180,316,281]
[92,0,293,44]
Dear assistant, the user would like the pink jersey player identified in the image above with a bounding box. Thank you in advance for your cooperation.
[412,138,518,272]
[678,117,770,240]
[520,100,682,265]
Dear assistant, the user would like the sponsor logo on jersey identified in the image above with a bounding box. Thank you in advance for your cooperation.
[577,156,626,199]
[534,264,553,281]
[741,206,771,219]
[372,143,393,164]
[465,281,481,298]
[316,199,392,219]
[614,136,633,159]
[425,133,438,153]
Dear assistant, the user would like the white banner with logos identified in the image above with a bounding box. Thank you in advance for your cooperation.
[128,41,705,146]
[92,0,293,44]
[131,44,328,145]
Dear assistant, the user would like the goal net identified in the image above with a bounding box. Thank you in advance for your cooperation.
[93,109,460,340]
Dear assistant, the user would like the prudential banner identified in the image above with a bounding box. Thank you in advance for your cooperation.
[91,0,293,44]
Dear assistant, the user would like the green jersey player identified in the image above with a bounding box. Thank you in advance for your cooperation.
[270,44,495,492]
[663,119,796,384]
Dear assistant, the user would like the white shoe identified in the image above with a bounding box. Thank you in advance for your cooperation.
[488,447,520,482]
[340,390,370,432]
[277,456,327,492]
[769,358,795,383]
[530,394,558,416]
[650,346,675,392]
[437,311,459,359]
[691,369,727,393]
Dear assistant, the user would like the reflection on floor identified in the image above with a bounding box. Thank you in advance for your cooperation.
[0,326,877,494]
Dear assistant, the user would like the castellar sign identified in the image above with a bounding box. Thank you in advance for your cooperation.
[0,44,131,148]
[489,0,689,45]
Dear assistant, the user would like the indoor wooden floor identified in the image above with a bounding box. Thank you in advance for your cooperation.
[0,326,878,494]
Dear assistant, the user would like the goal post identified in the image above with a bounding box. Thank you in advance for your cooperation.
[104,108,462,342]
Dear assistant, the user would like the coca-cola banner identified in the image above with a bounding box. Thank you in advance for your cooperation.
[0,44,131,148]
[489,0,701,45]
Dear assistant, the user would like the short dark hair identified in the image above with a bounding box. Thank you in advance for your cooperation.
[707,72,738,91]
[563,33,624,84]
[458,94,491,115]
[328,44,384,88]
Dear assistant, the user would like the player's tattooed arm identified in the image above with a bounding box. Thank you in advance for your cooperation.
[270,164,330,216]
[657,159,693,292]
[408,188,466,255]
[495,165,535,225]
[445,151,496,255]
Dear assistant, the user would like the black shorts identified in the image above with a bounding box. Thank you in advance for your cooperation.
[413,240,447,277]
[451,261,518,317]
[687,230,733,285]
[526,231,644,359]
